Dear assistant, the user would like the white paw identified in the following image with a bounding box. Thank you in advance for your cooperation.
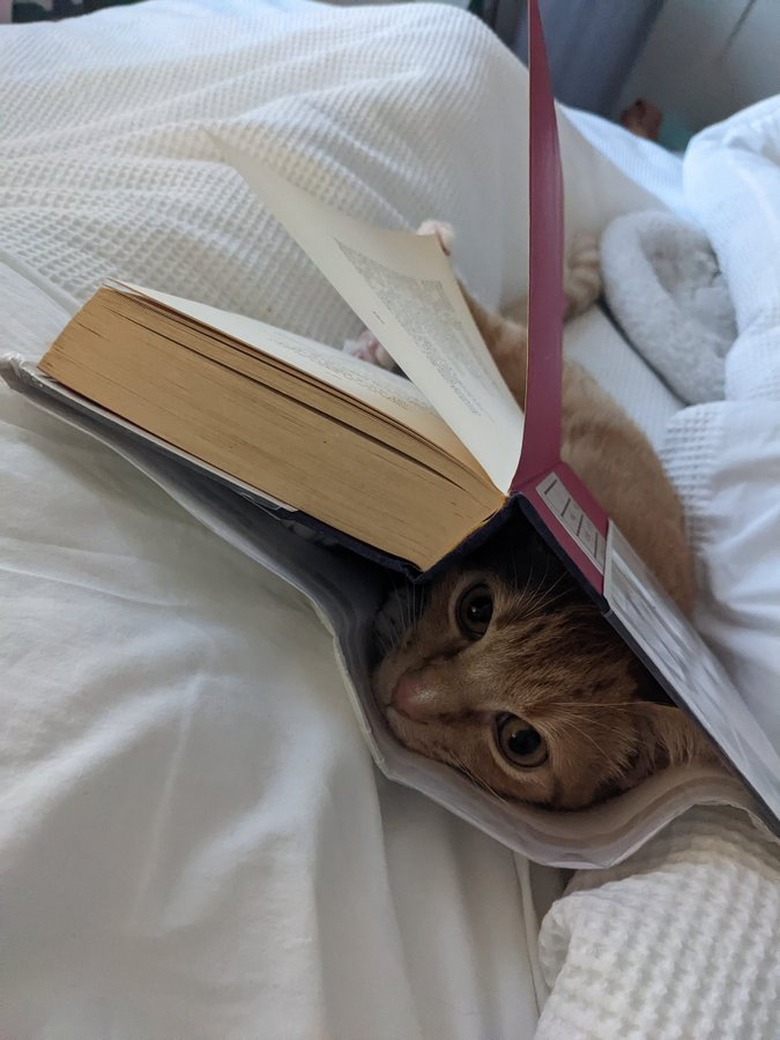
[343,328,396,370]
[416,219,455,256]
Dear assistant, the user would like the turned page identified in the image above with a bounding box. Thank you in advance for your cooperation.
[218,140,524,494]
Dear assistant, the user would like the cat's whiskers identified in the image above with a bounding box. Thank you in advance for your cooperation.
[372,578,429,667]
[452,753,511,807]
[443,744,507,804]
[535,575,574,611]
[553,701,657,747]
[374,628,394,658]
[411,581,424,625]
[537,555,573,604]
[553,700,645,709]
[507,573,552,615]
[544,711,625,762]
[400,580,419,631]
[552,701,639,732]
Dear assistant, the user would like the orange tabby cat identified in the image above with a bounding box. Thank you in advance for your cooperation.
[370,222,716,811]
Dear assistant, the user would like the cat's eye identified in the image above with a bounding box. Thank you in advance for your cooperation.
[455,583,493,639]
[495,714,548,768]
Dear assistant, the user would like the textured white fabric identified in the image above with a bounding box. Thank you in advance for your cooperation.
[601,210,735,404]
[537,806,780,1040]
[662,96,780,752]
[0,1,662,331]
[564,306,684,447]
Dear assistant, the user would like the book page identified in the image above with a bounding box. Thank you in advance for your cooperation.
[113,283,480,472]
[215,140,524,493]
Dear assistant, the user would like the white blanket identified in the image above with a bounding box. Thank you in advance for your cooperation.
[600,209,734,403]
[664,97,780,749]
[1,1,779,1037]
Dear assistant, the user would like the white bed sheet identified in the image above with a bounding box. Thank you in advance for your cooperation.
[1,263,540,1037]
[4,1,776,1037]
[565,306,684,447]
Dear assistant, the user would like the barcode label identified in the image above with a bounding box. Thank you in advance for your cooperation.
[537,472,606,572]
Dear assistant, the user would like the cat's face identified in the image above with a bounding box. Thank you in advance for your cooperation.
[372,529,706,810]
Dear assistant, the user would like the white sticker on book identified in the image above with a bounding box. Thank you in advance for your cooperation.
[604,522,780,822]
[605,525,697,691]
[537,472,606,572]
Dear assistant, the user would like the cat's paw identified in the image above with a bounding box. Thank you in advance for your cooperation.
[564,230,602,318]
[416,219,454,256]
[343,328,396,370]
[343,219,455,371]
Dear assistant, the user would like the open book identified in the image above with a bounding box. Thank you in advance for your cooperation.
[3,0,778,866]
[36,195,522,573]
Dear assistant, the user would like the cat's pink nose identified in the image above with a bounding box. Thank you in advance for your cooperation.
[391,671,432,721]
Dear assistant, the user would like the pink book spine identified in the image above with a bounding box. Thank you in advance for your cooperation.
[511,0,608,594]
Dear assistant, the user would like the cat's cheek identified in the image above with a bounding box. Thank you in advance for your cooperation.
[382,706,422,754]
[486,756,557,806]
[371,651,412,712]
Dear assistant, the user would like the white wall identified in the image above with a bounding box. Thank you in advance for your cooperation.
[616,0,780,137]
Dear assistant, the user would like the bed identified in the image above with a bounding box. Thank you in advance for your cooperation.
[1,2,779,1037]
